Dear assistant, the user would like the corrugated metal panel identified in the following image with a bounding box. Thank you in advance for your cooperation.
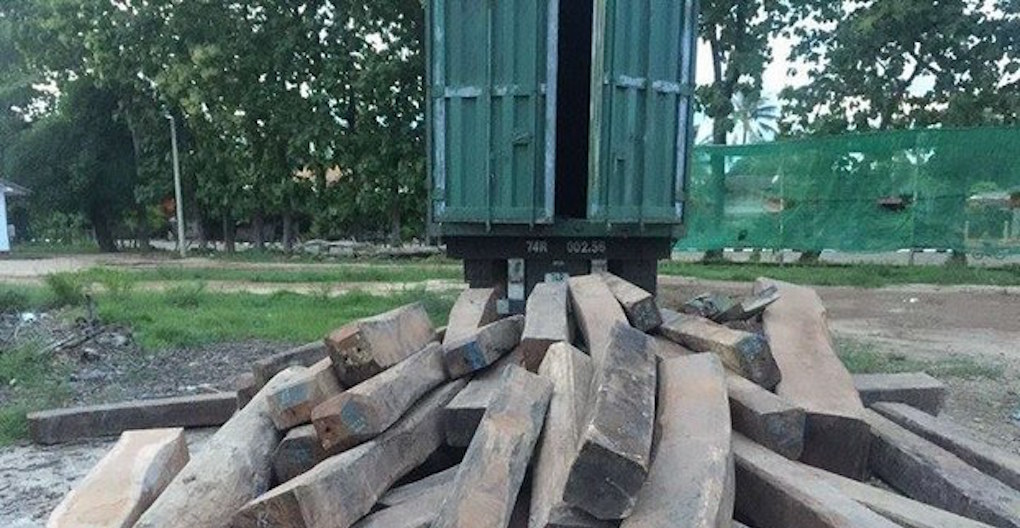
[430,0,555,225]
[588,0,697,224]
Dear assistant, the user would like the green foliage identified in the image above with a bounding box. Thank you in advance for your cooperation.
[0,288,29,313]
[0,339,71,446]
[837,338,1002,380]
[164,283,206,308]
[44,272,85,307]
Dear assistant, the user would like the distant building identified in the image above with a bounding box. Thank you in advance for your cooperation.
[0,180,31,253]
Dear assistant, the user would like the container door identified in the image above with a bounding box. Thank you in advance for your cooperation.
[429,0,556,224]
[588,0,698,223]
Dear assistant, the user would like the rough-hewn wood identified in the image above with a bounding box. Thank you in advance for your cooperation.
[266,358,344,430]
[443,315,524,378]
[326,303,435,386]
[443,349,526,447]
[563,323,657,520]
[733,434,900,528]
[598,272,662,332]
[530,343,611,528]
[47,428,189,528]
[133,368,303,528]
[253,341,329,388]
[803,464,996,528]
[232,372,258,410]
[351,483,449,528]
[622,355,734,528]
[232,380,466,528]
[873,402,1020,491]
[659,312,780,389]
[432,367,553,528]
[716,285,780,323]
[273,425,331,484]
[650,335,692,360]
[520,281,572,371]
[855,373,947,415]
[756,278,870,480]
[864,409,1020,527]
[27,393,237,445]
[568,274,628,365]
[444,288,500,345]
[313,342,448,452]
[727,372,806,460]
[379,465,459,508]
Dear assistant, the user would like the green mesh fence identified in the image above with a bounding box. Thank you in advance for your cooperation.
[680,127,1020,257]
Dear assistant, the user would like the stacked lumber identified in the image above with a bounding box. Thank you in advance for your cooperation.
[43,273,1020,528]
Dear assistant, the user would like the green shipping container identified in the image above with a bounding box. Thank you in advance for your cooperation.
[428,0,697,231]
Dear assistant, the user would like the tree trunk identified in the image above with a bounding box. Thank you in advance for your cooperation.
[222,212,236,254]
[124,111,151,253]
[253,211,265,250]
[282,210,294,253]
[388,203,402,245]
[135,204,151,253]
[91,207,118,253]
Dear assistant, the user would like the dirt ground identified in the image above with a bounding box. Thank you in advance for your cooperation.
[1,274,1018,526]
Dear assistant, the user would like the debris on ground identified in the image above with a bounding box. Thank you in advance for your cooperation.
[31,273,1020,528]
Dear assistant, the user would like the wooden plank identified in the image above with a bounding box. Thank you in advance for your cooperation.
[266,358,344,430]
[47,428,189,528]
[598,272,662,332]
[563,323,657,520]
[530,343,611,528]
[313,342,448,452]
[379,465,459,508]
[272,425,331,484]
[659,312,780,389]
[326,303,435,386]
[443,349,526,447]
[622,354,735,528]
[873,402,1020,491]
[756,278,870,480]
[568,274,628,365]
[351,484,449,528]
[253,341,329,388]
[803,464,996,528]
[855,373,947,415]
[733,434,900,528]
[864,409,1020,527]
[232,372,258,410]
[432,367,553,528]
[442,315,524,378]
[520,281,572,371]
[716,285,780,323]
[28,393,237,445]
[726,371,806,460]
[444,288,500,345]
[650,335,692,360]
[134,368,304,528]
[233,380,466,528]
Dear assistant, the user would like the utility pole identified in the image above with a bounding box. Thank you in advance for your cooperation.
[168,114,186,258]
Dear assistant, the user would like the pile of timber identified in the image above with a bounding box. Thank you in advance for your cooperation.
[41,273,1020,528]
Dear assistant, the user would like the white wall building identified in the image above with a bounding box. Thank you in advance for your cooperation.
[0,180,30,253]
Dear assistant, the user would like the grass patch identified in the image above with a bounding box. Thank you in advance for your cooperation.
[0,284,57,313]
[44,272,87,307]
[92,286,458,350]
[0,340,72,446]
[10,241,100,259]
[659,261,1020,288]
[73,263,461,286]
[837,338,1002,380]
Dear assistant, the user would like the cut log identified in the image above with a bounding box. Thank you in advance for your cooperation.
[273,425,331,484]
[733,434,900,528]
[443,288,500,345]
[659,312,780,389]
[133,368,304,528]
[442,315,524,378]
[756,278,870,480]
[568,274,628,365]
[864,409,1020,527]
[872,402,1020,491]
[47,428,189,528]
[233,380,466,528]
[313,342,448,452]
[530,343,611,528]
[326,303,435,386]
[28,393,237,445]
[432,367,553,528]
[726,371,806,460]
[563,323,657,520]
[854,373,947,415]
[351,482,449,528]
[443,349,526,447]
[520,281,572,371]
[622,354,735,528]
[266,358,344,430]
[650,335,693,360]
[253,341,329,388]
[803,464,996,528]
[716,285,780,323]
[379,465,459,508]
[598,272,662,332]
[682,293,737,321]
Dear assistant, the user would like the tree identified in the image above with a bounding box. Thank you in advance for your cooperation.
[732,91,779,144]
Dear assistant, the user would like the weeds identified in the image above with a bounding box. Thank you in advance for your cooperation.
[0,288,30,313]
[0,340,71,445]
[837,338,1002,380]
[44,273,86,307]
[165,282,207,308]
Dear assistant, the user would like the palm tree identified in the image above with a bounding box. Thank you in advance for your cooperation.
[732,92,780,144]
